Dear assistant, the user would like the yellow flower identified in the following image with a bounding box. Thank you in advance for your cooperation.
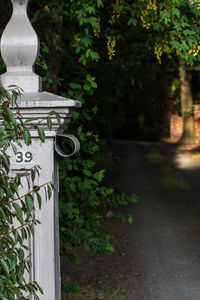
[109,0,123,24]
[94,17,101,37]
[154,42,163,64]
[188,42,200,57]
[140,0,157,29]
[107,36,116,60]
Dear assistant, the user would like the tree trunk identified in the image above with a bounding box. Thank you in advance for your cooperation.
[178,59,197,144]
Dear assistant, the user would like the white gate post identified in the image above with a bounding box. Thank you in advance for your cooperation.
[0,1,81,299]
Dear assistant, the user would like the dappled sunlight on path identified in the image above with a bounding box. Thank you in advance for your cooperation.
[107,141,200,300]
[62,140,200,300]
[174,151,200,170]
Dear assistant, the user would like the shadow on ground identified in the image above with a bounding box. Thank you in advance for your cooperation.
[61,140,200,300]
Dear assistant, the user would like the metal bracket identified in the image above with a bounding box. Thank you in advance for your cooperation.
[54,133,80,158]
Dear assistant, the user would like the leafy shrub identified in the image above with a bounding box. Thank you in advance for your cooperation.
[59,124,138,254]
[0,86,53,299]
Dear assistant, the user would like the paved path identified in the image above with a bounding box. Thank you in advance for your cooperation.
[109,141,200,300]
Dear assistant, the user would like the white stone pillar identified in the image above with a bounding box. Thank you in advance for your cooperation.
[0,1,81,299]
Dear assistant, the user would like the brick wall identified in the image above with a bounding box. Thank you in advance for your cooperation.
[170,105,200,141]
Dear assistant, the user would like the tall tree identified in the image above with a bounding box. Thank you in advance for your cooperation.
[126,0,200,143]
[179,59,197,143]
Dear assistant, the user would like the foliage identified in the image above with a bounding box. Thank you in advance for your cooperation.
[59,128,138,253]
[61,280,82,295]
[29,0,200,253]
[27,0,139,256]
[0,85,54,299]
[129,0,200,65]
[2,0,200,264]
[1,1,200,297]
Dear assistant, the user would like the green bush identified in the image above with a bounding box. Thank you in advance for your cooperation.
[59,124,138,254]
[0,86,53,299]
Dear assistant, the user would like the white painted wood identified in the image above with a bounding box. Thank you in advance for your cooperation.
[0,1,81,299]
[8,139,59,299]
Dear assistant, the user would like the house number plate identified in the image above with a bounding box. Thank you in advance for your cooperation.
[16,151,33,163]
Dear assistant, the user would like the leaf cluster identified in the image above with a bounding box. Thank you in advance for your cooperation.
[27,0,139,256]
[0,85,54,299]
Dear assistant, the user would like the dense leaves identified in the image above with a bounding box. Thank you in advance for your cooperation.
[1,0,200,284]
[28,0,200,253]
[59,128,138,253]
[0,86,54,299]
[27,0,140,255]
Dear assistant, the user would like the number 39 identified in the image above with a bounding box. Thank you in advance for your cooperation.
[16,151,33,163]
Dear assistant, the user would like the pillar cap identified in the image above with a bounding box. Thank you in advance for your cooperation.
[11,91,82,135]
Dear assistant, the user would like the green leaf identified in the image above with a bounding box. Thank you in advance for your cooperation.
[0,188,4,199]
[3,121,12,130]
[69,83,82,89]
[25,195,34,215]
[34,282,44,295]
[23,130,31,146]
[17,248,25,263]
[6,107,16,125]
[0,140,8,148]
[47,117,52,130]
[36,192,42,209]
[24,117,39,123]
[128,216,133,223]
[172,8,180,18]
[47,185,52,200]
[38,127,45,143]
[97,0,104,7]
[93,169,105,182]
[83,169,92,176]
[183,29,194,36]
[55,112,61,124]
[128,18,137,26]
[0,259,9,275]
[13,202,23,224]
[105,244,114,252]
[91,81,97,88]
[31,169,35,182]
[84,83,91,91]
[14,139,22,148]
[11,143,17,155]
